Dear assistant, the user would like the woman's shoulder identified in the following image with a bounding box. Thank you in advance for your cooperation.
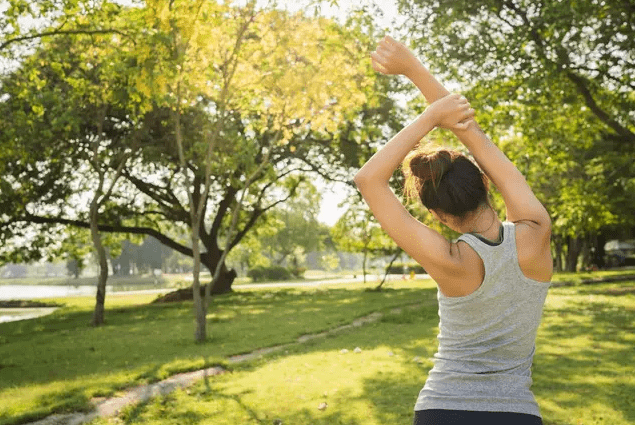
[435,238,486,297]
[512,220,553,283]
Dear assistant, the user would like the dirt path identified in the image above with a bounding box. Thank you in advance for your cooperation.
[24,303,421,425]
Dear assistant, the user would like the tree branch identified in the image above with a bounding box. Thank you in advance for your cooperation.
[227,175,303,251]
[502,0,635,142]
[22,214,194,258]
[568,64,635,91]
[208,185,240,242]
[295,157,356,188]
[0,28,131,51]
[227,207,264,252]
[565,70,635,142]
[123,172,189,222]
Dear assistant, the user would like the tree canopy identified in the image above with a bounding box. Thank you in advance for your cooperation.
[2,0,632,280]
[398,0,635,270]
[0,0,386,291]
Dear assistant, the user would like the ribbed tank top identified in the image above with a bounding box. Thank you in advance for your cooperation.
[415,221,551,416]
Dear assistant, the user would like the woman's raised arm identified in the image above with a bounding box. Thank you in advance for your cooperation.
[371,36,551,230]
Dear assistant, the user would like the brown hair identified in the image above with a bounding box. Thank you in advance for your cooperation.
[402,146,489,218]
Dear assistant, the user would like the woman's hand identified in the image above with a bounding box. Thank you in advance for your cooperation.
[370,35,420,77]
[426,94,475,131]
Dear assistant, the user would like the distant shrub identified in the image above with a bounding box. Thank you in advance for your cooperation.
[385,262,426,275]
[247,265,292,282]
[289,266,306,278]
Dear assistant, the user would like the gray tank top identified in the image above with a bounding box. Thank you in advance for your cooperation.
[415,221,551,416]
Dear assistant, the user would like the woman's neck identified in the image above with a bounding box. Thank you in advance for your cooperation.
[465,205,501,240]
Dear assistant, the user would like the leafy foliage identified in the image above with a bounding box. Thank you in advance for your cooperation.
[0,1,383,289]
[398,0,635,269]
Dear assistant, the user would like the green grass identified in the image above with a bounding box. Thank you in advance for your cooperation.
[96,280,634,425]
[552,269,635,285]
[0,281,431,425]
[532,283,635,424]
[1,273,634,425]
[85,279,635,425]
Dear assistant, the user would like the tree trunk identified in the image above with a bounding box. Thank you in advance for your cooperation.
[552,235,564,272]
[207,263,237,294]
[199,249,235,294]
[361,249,368,284]
[375,249,401,291]
[565,236,583,272]
[152,257,236,304]
[580,235,592,270]
[595,232,606,269]
[90,203,108,327]
[191,227,206,342]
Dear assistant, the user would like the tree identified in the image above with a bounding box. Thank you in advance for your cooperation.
[498,127,619,271]
[331,197,399,284]
[0,0,150,324]
[0,1,128,56]
[258,180,329,272]
[398,0,634,142]
[139,0,266,341]
[398,0,635,270]
[131,0,380,340]
[83,37,143,326]
[0,1,381,316]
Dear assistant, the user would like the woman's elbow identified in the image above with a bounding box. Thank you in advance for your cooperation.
[353,172,369,188]
[542,211,552,234]
[531,207,552,235]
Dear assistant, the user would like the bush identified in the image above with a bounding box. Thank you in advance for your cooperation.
[247,265,292,282]
[289,266,306,278]
[385,262,426,275]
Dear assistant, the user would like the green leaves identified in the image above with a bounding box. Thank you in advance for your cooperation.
[398,0,635,253]
[0,0,384,281]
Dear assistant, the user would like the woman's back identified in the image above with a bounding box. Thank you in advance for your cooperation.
[415,222,551,417]
[442,218,552,298]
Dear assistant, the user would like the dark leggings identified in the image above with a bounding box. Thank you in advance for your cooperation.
[414,409,543,425]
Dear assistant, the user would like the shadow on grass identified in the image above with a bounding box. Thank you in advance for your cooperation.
[574,286,635,296]
[6,279,634,425]
[203,388,266,424]
[532,296,635,425]
[227,288,439,374]
[199,302,438,425]
[210,298,439,425]
[197,384,372,425]
[34,387,92,413]
[118,391,206,424]
[0,284,433,424]
[205,286,634,425]
[133,364,164,385]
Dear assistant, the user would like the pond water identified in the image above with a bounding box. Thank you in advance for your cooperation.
[0,284,103,300]
[0,307,59,323]
[0,284,169,323]
[0,285,96,323]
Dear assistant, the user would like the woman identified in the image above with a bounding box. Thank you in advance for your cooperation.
[354,36,552,425]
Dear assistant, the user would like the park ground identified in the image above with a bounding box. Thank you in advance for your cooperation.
[0,271,634,425]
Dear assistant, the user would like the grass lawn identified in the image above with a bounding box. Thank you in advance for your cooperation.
[1,273,634,425]
[0,281,429,425]
[88,279,635,425]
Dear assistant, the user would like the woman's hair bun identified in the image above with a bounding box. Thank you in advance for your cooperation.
[408,149,454,187]
[402,146,488,217]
